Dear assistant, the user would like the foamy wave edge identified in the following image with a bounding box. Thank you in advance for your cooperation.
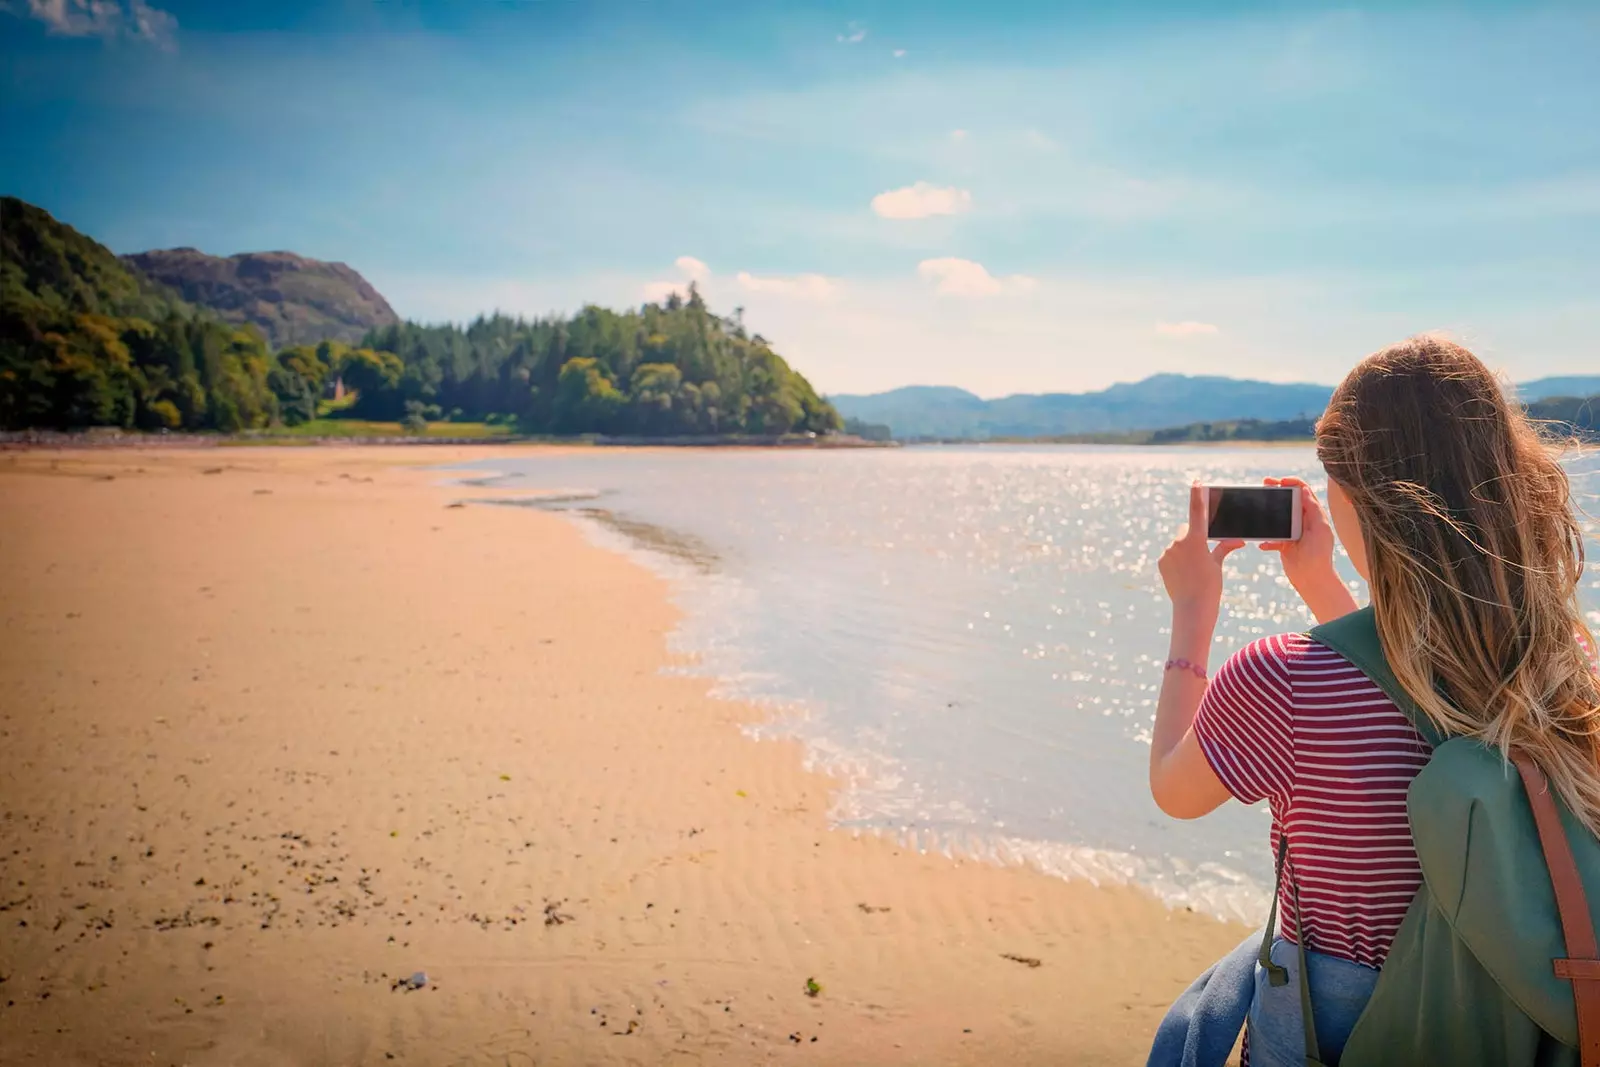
[535,501,1274,926]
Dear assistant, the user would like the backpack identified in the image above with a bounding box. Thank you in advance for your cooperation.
[1260,607,1600,1066]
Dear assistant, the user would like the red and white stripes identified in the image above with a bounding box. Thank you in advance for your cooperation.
[1193,633,1431,970]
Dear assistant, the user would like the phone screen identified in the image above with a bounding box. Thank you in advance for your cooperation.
[1205,486,1297,541]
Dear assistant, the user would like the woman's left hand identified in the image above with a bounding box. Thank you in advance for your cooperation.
[1158,484,1245,618]
[1260,475,1359,624]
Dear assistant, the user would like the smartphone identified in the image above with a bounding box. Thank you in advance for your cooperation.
[1201,485,1302,542]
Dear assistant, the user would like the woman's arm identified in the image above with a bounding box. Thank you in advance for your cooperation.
[1149,485,1238,819]
[1149,604,1235,819]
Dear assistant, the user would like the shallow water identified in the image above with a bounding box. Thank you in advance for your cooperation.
[453,445,1600,921]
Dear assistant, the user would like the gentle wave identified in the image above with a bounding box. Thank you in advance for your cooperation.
[443,446,1599,924]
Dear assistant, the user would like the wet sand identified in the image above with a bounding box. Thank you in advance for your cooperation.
[0,446,1245,1066]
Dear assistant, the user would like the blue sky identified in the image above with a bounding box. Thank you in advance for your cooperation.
[3,1,1597,396]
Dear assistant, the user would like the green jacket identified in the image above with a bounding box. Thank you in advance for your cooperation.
[1297,608,1587,1067]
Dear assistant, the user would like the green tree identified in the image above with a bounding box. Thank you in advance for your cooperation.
[628,362,685,433]
[340,347,405,418]
[553,357,623,433]
[1,196,842,437]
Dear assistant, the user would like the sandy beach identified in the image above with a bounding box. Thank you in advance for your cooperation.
[0,446,1246,1067]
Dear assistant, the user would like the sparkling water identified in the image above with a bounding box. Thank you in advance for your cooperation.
[451,445,1600,922]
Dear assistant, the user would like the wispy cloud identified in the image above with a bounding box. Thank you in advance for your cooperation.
[836,21,866,44]
[871,181,973,220]
[892,49,906,59]
[642,259,838,304]
[949,129,969,143]
[917,258,1036,297]
[20,0,176,48]
[1154,321,1221,337]
[126,0,172,45]
[642,255,710,302]
[372,263,1585,397]
[736,271,839,300]
[675,255,710,283]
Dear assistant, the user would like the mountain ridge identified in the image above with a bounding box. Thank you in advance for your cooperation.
[121,246,399,349]
[1,196,840,437]
[832,373,1600,439]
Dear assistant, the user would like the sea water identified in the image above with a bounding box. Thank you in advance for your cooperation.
[451,445,1600,922]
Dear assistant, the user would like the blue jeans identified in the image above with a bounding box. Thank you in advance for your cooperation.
[1146,931,1261,1067]
[1247,937,1380,1067]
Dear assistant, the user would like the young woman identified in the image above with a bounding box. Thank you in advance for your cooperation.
[1148,335,1600,1066]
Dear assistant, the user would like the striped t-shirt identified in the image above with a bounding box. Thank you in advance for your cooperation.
[1194,632,1432,970]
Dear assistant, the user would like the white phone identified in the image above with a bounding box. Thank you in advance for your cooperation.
[1200,485,1303,542]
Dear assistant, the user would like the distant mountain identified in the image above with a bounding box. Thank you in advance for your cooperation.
[122,247,399,349]
[1527,393,1599,441]
[3,197,837,437]
[827,385,987,438]
[831,374,1333,439]
[1519,376,1600,403]
[834,371,1600,440]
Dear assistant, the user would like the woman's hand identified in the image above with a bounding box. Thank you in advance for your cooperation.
[1159,484,1245,622]
[1259,476,1358,624]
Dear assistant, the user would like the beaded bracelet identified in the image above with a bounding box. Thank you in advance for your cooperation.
[1165,658,1207,681]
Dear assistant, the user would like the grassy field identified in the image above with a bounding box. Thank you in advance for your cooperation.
[254,420,518,439]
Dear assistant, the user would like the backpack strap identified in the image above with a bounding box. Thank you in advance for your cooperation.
[1257,804,1328,1066]
[1516,753,1600,1067]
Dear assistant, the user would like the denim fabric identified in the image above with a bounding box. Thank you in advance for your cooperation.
[1246,937,1380,1067]
[1146,931,1261,1067]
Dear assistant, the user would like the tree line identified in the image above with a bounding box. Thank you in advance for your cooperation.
[336,287,838,436]
[1130,401,1597,444]
[0,196,840,436]
[986,402,1599,447]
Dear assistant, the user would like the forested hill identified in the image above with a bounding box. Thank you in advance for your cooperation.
[0,197,840,436]
[1043,392,1599,445]
[352,301,839,436]
[1,195,278,430]
[3,197,164,319]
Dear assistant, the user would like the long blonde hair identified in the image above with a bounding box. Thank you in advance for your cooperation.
[1317,335,1600,832]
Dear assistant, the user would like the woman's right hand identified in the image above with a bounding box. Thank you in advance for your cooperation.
[1260,476,1359,624]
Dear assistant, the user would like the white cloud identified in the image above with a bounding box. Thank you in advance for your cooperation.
[949,129,969,143]
[26,0,119,36]
[128,0,173,45]
[1155,321,1221,337]
[675,255,710,283]
[641,255,711,303]
[917,258,1036,297]
[892,49,906,59]
[836,22,866,44]
[642,259,838,305]
[871,181,973,220]
[736,271,838,300]
[23,0,175,47]
[369,266,1597,399]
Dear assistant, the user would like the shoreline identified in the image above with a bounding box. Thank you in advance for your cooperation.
[0,431,894,451]
[0,446,1246,1066]
[475,471,1273,927]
